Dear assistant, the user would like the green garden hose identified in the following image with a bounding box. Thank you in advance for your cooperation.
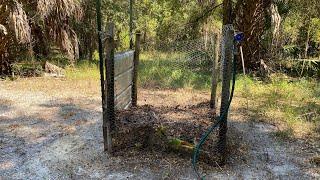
[192,50,237,179]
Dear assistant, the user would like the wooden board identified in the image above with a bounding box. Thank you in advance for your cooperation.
[115,50,134,77]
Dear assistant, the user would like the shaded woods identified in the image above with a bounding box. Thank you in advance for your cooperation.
[1,0,320,76]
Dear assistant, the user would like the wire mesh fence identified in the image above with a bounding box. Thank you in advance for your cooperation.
[137,34,220,90]
[140,35,218,73]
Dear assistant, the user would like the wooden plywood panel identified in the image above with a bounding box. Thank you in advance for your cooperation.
[114,50,134,77]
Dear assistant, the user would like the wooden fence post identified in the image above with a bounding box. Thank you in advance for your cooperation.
[132,31,141,107]
[218,25,234,164]
[95,0,107,152]
[217,0,234,165]
[210,33,220,111]
[104,23,115,154]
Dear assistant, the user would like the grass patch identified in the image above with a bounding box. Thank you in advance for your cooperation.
[139,52,212,89]
[56,51,213,89]
[273,128,294,140]
[236,74,320,140]
[65,60,100,80]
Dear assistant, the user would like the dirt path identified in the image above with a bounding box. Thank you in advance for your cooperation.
[0,79,319,179]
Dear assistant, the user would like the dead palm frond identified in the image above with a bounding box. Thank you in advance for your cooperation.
[0,0,83,75]
[0,24,8,35]
[8,1,31,44]
[0,0,32,75]
[37,0,82,20]
[0,0,31,44]
[37,0,82,61]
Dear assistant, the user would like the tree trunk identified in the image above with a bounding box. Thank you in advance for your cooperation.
[210,34,220,110]
[235,0,271,71]
[304,20,311,59]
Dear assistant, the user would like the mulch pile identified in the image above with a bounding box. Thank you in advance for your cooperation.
[112,103,223,165]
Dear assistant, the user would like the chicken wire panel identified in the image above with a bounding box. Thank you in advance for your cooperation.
[141,35,218,73]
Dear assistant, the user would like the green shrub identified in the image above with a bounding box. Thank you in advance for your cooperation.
[11,62,43,77]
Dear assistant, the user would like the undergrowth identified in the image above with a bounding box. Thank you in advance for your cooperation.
[138,52,212,89]
[236,74,320,141]
[65,60,100,80]
[63,53,319,141]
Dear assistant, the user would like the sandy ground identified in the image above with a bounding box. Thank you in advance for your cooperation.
[0,78,319,179]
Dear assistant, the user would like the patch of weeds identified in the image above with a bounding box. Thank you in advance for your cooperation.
[59,53,319,142]
[65,63,99,80]
[236,74,319,140]
[273,128,294,140]
[310,156,320,167]
[314,122,320,134]
[11,62,43,77]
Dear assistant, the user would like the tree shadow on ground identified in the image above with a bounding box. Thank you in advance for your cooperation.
[0,98,14,115]
[1,97,316,179]
[0,97,102,177]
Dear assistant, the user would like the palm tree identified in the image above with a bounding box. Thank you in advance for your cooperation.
[0,0,82,75]
[234,0,271,71]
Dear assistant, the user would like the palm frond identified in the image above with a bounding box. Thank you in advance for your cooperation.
[8,0,31,44]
